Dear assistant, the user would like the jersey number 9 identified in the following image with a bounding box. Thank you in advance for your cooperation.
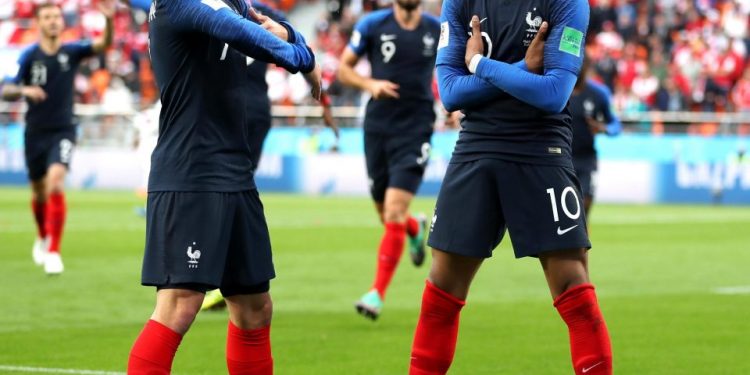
[381,41,396,63]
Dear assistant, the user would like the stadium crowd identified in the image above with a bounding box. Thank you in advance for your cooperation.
[3,0,750,116]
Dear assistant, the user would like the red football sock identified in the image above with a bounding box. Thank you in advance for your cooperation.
[409,280,466,375]
[31,199,47,239]
[406,215,420,237]
[45,192,66,253]
[226,322,273,375]
[554,283,612,375]
[371,222,407,299]
[127,320,183,375]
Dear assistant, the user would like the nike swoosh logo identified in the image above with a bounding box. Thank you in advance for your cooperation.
[480,17,487,24]
[557,225,578,235]
[380,34,397,41]
[582,361,604,373]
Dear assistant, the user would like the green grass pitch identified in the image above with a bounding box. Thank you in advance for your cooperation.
[0,187,749,374]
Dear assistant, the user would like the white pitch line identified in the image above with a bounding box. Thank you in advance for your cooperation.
[714,286,750,295]
[0,365,125,375]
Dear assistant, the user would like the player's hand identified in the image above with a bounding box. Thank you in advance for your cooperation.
[367,79,400,99]
[249,7,289,42]
[525,21,549,74]
[97,0,117,18]
[320,93,340,138]
[22,86,47,103]
[444,110,461,129]
[304,63,323,101]
[465,15,484,68]
[585,117,606,134]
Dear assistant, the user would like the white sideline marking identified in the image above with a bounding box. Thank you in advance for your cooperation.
[714,286,750,295]
[0,365,124,375]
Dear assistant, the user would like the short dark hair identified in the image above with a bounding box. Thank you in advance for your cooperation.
[35,3,61,18]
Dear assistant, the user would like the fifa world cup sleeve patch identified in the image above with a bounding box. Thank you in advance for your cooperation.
[438,22,449,50]
[559,26,583,57]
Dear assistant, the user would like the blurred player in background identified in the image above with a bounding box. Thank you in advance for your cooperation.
[569,58,621,220]
[1,1,116,275]
[408,0,613,374]
[337,0,440,321]
[200,0,339,311]
[125,0,320,373]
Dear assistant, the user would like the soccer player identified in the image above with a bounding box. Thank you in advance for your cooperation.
[569,59,621,219]
[125,0,319,373]
[337,0,440,320]
[199,0,339,312]
[408,1,613,374]
[2,1,116,275]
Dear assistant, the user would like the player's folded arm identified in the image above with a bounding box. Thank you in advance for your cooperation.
[472,0,588,113]
[168,0,314,74]
[473,63,578,113]
[436,0,508,112]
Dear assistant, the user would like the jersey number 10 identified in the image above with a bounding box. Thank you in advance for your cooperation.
[546,187,581,222]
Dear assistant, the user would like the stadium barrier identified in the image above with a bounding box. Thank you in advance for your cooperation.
[0,105,749,204]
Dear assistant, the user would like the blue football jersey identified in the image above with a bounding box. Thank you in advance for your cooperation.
[348,9,440,134]
[569,80,616,159]
[147,0,314,192]
[11,42,94,132]
[437,0,589,166]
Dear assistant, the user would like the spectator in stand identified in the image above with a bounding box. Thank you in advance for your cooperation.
[632,65,659,108]
[655,77,687,112]
[731,67,750,112]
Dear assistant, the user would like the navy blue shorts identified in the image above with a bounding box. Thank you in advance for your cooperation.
[24,128,77,181]
[142,190,275,294]
[364,131,432,202]
[573,157,597,198]
[575,168,596,198]
[427,159,591,259]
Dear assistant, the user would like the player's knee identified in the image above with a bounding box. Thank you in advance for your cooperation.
[161,305,200,334]
[232,298,273,329]
[383,209,407,223]
[382,201,408,223]
[46,165,66,193]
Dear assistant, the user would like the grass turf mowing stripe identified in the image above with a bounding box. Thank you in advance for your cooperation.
[0,365,125,375]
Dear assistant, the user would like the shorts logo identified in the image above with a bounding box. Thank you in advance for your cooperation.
[416,142,431,166]
[430,212,437,232]
[187,242,201,269]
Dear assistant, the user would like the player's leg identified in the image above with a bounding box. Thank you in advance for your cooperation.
[371,187,414,294]
[409,249,481,375]
[500,162,611,374]
[128,288,203,374]
[410,160,503,375]
[25,133,50,266]
[30,178,48,265]
[540,248,612,375]
[42,133,75,273]
[42,163,67,274]
[132,191,236,372]
[392,133,433,267]
[221,190,275,374]
[224,288,273,375]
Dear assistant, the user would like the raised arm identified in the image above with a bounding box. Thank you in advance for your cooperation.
[92,0,116,53]
[166,0,315,74]
[466,0,589,113]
